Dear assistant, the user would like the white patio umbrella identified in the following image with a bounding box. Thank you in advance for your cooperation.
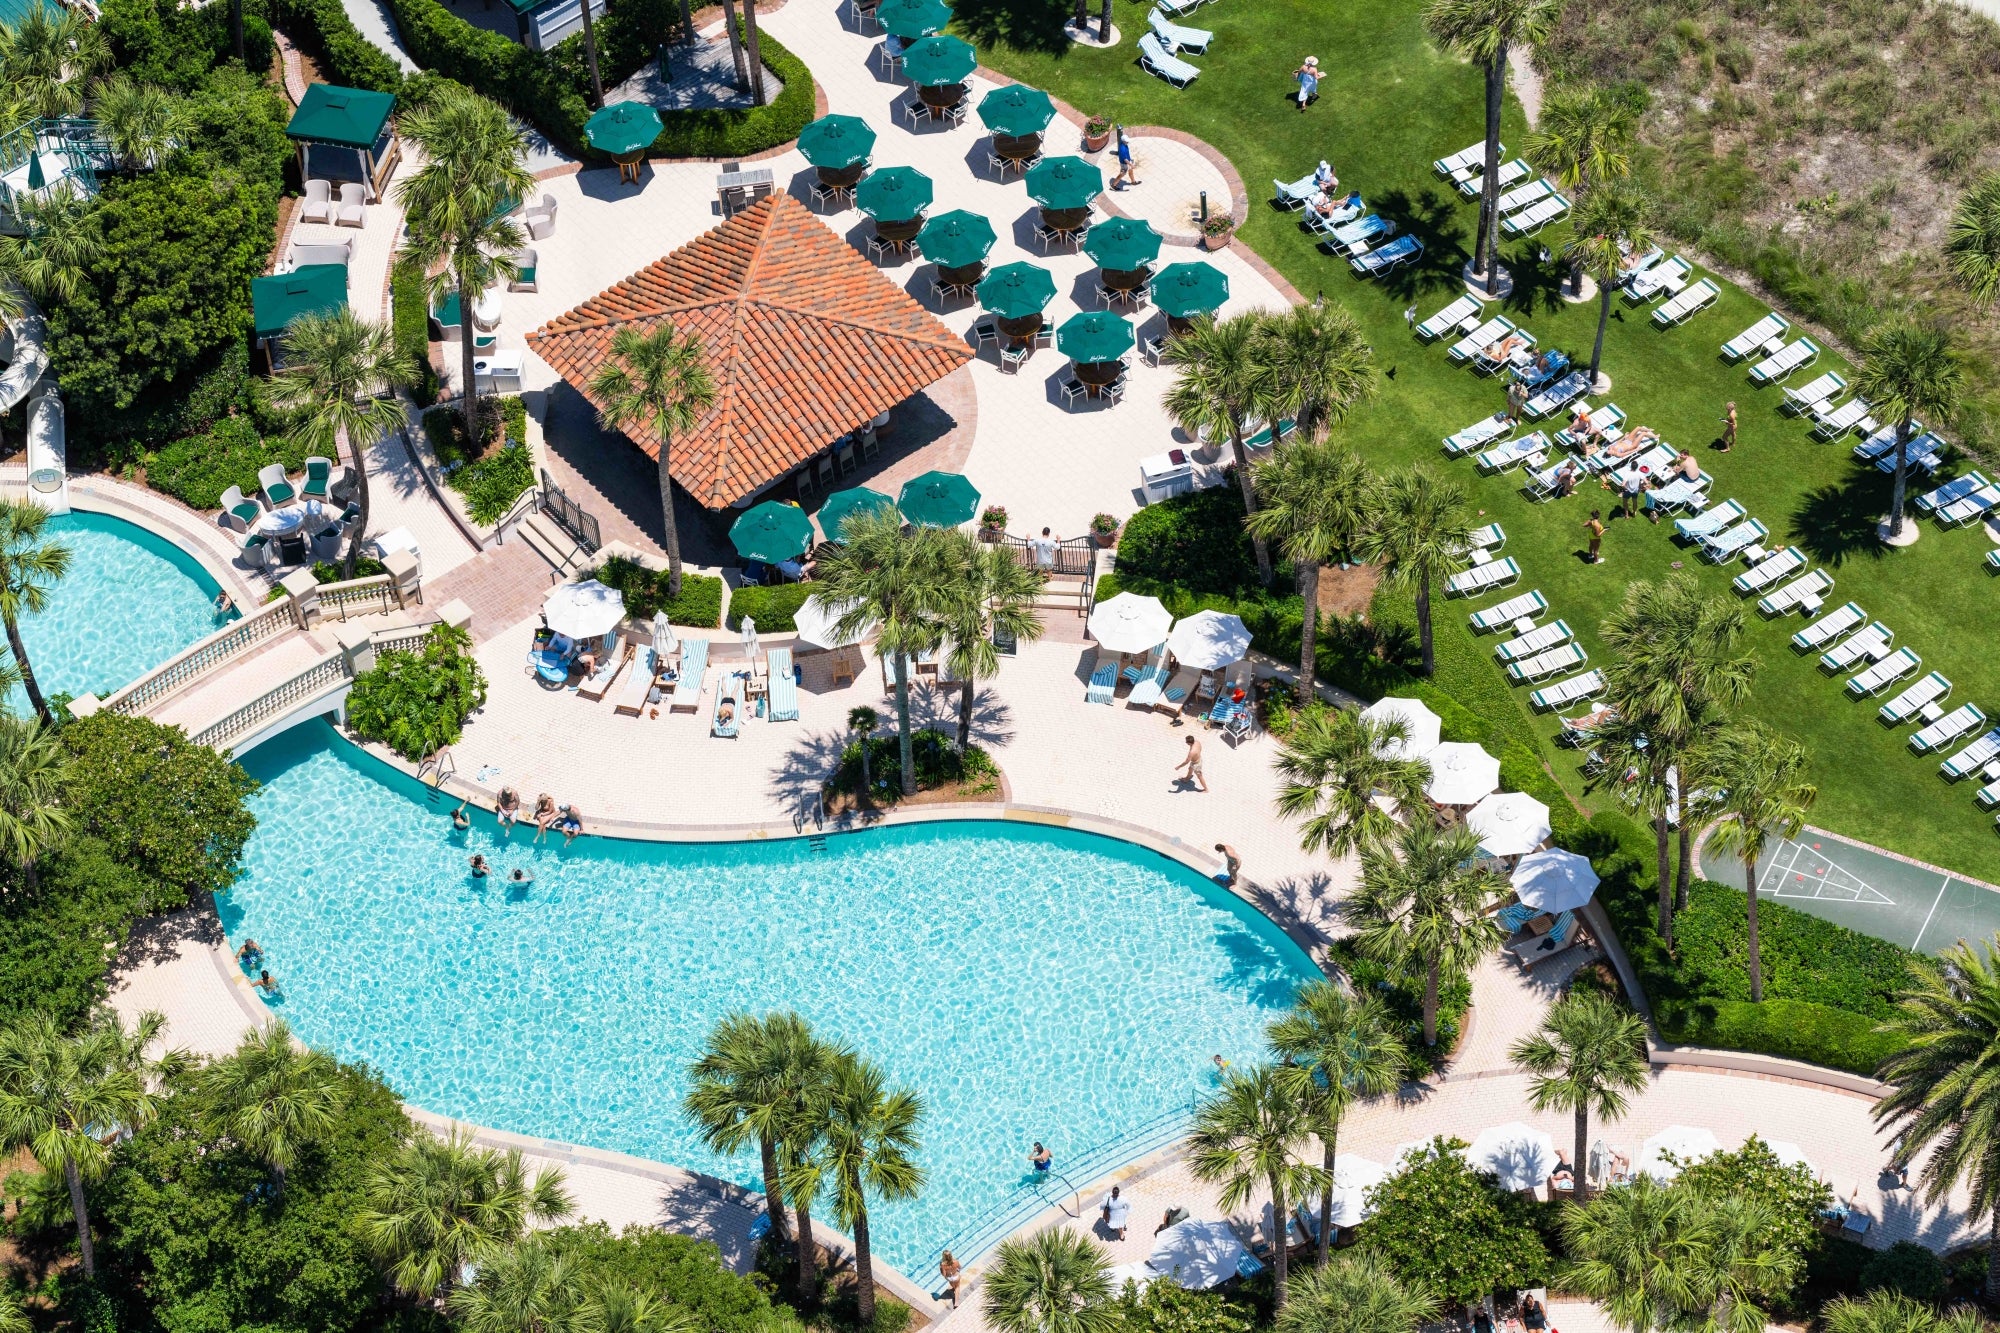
[1763,1139,1820,1180]
[1467,791,1554,857]
[1326,1154,1388,1227]
[741,616,759,665]
[1361,696,1441,761]
[1147,1219,1249,1290]
[1513,849,1600,913]
[543,579,625,639]
[1089,592,1174,655]
[1637,1125,1722,1181]
[1425,741,1500,805]
[650,611,678,656]
[1107,1261,1161,1292]
[793,594,873,649]
[1467,1121,1558,1191]
[1166,610,1252,670]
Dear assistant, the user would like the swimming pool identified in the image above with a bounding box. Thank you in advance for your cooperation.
[16,510,231,706]
[219,722,1319,1272]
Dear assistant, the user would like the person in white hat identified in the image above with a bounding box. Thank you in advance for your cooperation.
[1294,55,1320,110]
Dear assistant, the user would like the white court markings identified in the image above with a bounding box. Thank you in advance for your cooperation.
[1759,838,1897,906]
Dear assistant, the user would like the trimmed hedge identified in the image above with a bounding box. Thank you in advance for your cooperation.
[726,581,814,632]
[268,0,405,92]
[146,416,307,511]
[592,554,725,627]
[651,25,816,158]
[391,259,440,406]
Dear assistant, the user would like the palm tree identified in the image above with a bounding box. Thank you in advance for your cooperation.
[1268,981,1406,1264]
[1423,0,1562,294]
[0,714,69,889]
[0,182,102,315]
[1248,441,1378,684]
[1562,185,1654,385]
[1509,993,1649,1202]
[590,1284,692,1333]
[1946,170,2000,305]
[396,86,533,445]
[266,309,414,578]
[0,3,109,119]
[1253,300,1378,442]
[1274,706,1432,860]
[1854,319,1963,541]
[0,498,70,724]
[822,1050,926,1323]
[1561,1177,1786,1333]
[813,511,954,797]
[0,1008,182,1278]
[588,322,718,600]
[1276,1251,1438,1333]
[939,531,1046,751]
[1347,819,1505,1047]
[1824,1291,1991,1333]
[356,1128,573,1301]
[1524,83,1637,195]
[90,75,192,170]
[0,1289,25,1333]
[983,1228,1117,1333]
[198,1020,344,1199]
[1696,723,1817,1002]
[447,1236,590,1333]
[847,705,879,796]
[1164,313,1280,586]
[1188,1064,1329,1309]
[684,1011,832,1249]
[1874,934,2000,1293]
[1358,467,1475,677]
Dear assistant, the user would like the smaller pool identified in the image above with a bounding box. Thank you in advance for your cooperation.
[12,511,233,707]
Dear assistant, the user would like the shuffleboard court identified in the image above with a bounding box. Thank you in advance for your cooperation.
[1700,828,2000,955]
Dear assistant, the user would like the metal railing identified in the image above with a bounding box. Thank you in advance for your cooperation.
[101,600,298,717]
[540,469,601,554]
[493,482,543,546]
[319,574,397,620]
[999,532,1098,615]
[193,651,349,751]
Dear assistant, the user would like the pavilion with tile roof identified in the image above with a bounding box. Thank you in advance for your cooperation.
[528,193,971,512]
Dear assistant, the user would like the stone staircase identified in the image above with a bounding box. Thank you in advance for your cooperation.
[512,508,594,575]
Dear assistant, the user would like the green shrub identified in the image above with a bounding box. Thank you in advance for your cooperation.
[833,728,999,802]
[1653,996,1903,1076]
[423,398,535,523]
[725,581,814,632]
[102,0,274,91]
[0,837,157,1030]
[1670,880,1912,1019]
[1115,483,1265,594]
[1362,1138,1552,1304]
[391,259,440,406]
[591,554,724,626]
[550,1226,804,1333]
[267,0,405,92]
[346,622,488,760]
[145,415,307,510]
[647,24,816,158]
[1859,1241,1948,1303]
[454,445,535,524]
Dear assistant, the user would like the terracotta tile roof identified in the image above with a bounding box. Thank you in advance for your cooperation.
[527,194,971,510]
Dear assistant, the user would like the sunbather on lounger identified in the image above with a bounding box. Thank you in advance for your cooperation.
[1597,427,1657,467]
[1672,450,1700,482]
[1567,406,1597,447]
[1482,332,1529,363]
[1310,188,1360,219]
[1314,160,1336,190]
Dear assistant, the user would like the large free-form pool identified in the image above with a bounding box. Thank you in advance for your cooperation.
[219,722,1318,1272]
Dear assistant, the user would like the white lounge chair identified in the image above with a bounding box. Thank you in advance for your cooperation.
[576,642,627,701]
[1502,192,1569,236]
[1555,403,1625,449]
[1272,171,1317,210]
[1820,622,1892,673]
[1722,311,1789,361]
[1749,338,1819,385]
[1756,568,1832,616]
[1474,327,1537,376]
[1625,254,1691,302]
[1939,481,2000,527]
[1475,432,1548,474]
[1525,371,1591,420]
[1912,704,1985,756]
[335,182,367,228]
[1879,434,1946,476]
[669,638,710,712]
[1470,590,1547,632]
[1495,619,1572,663]
[1446,556,1521,597]
[1732,546,1805,595]
[1443,412,1513,457]
[1674,497,1744,543]
[1529,669,1605,712]
[1880,671,1951,727]
[1506,641,1587,683]
[1459,157,1527,199]
[1352,234,1423,276]
[1782,372,1846,416]
[1652,278,1719,327]
[1449,316,1515,363]
[1853,422,1922,464]
[1463,522,1507,554]
[1417,295,1484,341]
[300,178,334,225]
[1496,178,1553,215]
[1792,601,1864,653]
[1433,140,1491,178]
[613,646,657,715]
[1944,729,2000,781]
[1811,397,1875,441]
[1148,6,1212,51]
[1699,516,1767,563]
[1139,31,1200,85]
[1916,471,1993,516]
[1847,646,1920,698]
[1649,472,1712,512]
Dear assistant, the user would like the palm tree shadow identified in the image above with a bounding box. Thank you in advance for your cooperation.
[950,0,1074,55]
[768,726,851,824]
[654,1175,766,1273]
[1367,188,1467,305]
[1498,241,1574,319]
[1792,478,1889,567]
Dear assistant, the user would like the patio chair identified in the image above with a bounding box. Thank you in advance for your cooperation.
[1781,371,1846,416]
[1939,480,2000,527]
[1792,601,1865,653]
[614,646,658,715]
[1698,516,1767,563]
[1061,378,1090,411]
[712,673,745,737]
[1496,178,1552,216]
[1475,432,1548,474]
[1880,671,1951,727]
[1912,704,1985,756]
[1449,315,1515,363]
[1748,337,1819,385]
[335,182,367,228]
[1811,396,1875,441]
[1819,622,1892,674]
[1525,371,1591,420]
[300,456,336,502]
[1139,31,1201,85]
[1445,555,1521,597]
[218,484,263,532]
[1035,222,1083,252]
[524,194,559,240]
[1722,311,1788,361]
[1155,665,1201,715]
[1847,646,1921,699]
[577,641,626,701]
[258,462,297,508]
[1625,254,1691,303]
[1469,589,1547,633]
[1916,471,1992,516]
[767,648,800,721]
[1501,192,1569,237]
[300,178,333,225]
[509,248,538,292]
[1433,140,1490,179]
[240,532,271,568]
[811,177,855,210]
[1459,157,1527,199]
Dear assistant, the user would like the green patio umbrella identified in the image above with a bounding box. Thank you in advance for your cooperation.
[1024,155,1103,210]
[1152,261,1230,319]
[818,487,895,542]
[899,34,976,87]
[1082,216,1163,272]
[729,501,815,564]
[977,85,1055,137]
[917,210,996,268]
[24,151,43,191]
[797,114,877,170]
[585,101,663,156]
[1057,310,1134,364]
[976,262,1056,317]
[878,0,951,38]
[856,166,934,221]
[898,471,981,528]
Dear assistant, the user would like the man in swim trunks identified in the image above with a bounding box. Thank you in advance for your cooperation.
[1175,735,1207,792]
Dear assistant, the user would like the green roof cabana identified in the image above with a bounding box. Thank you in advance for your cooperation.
[286,84,400,201]
[252,265,348,349]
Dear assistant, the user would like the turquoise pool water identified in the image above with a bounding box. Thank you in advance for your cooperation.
[15,511,230,706]
[220,722,1318,1272]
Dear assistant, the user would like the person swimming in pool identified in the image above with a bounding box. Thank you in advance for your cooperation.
[1030,1142,1052,1173]
[452,798,470,831]
[235,938,263,964]
[509,866,534,887]
[470,854,490,878]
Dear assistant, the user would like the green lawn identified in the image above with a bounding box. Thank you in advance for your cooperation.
[965,0,2000,884]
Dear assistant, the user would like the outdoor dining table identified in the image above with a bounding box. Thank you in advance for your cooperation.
[1074,360,1123,388]
[255,499,327,536]
[473,284,503,331]
[992,132,1041,167]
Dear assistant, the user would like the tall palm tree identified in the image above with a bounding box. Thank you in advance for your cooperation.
[684,1011,831,1248]
[1874,935,2000,1293]
[1561,1177,1786,1333]
[1248,441,1378,684]
[588,322,717,600]
[1188,1064,1329,1309]
[1358,467,1475,677]
[1346,819,1505,1047]
[1946,170,2000,305]
[356,1128,573,1301]
[1824,1290,1990,1333]
[1267,981,1406,1264]
[1563,185,1654,384]
[0,714,69,889]
[813,511,954,796]
[0,1008,182,1278]
[1164,313,1280,586]
[1274,707,1433,860]
[1276,1251,1438,1333]
[1422,0,1562,294]
[1253,301,1378,442]
[1854,319,1963,541]
[1524,83,1637,195]
[1509,993,1649,1202]
[0,499,70,724]
[0,182,102,317]
[1696,723,1817,1003]
[447,1236,590,1333]
[983,1228,1117,1333]
[90,75,193,170]
[0,3,109,119]
[198,1020,344,1200]
[266,309,414,578]
[396,86,533,444]
[591,1284,692,1333]
[938,531,1046,751]
[822,1050,926,1323]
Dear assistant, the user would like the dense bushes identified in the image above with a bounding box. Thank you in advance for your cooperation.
[833,727,1000,802]
[649,26,816,159]
[269,0,406,92]
[145,416,308,510]
[591,554,724,626]
[391,259,441,406]
[725,581,813,632]
[346,621,488,760]
[422,398,535,524]
[550,1226,805,1333]
[1329,940,1469,1076]
[1361,1138,1553,1304]
[1672,880,1912,1018]
[102,0,274,91]
[0,838,156,1030]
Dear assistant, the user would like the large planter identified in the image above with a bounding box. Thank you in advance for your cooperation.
[1083,126,1111,152]
[1200,224,1234,252]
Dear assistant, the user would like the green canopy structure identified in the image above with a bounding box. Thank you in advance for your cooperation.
[878,0,951,38]
[1057,310,1134,364]
[899,34,976,87]
[1151,261,1230,319]
[1082,216,1163,272]
[977,84,1055,137]
[585,102,662,156]
[285,84,399,199]
[817,487,895,542]
[916,210,996,268]
[976,262,1056,317]
[798,114,877,170]
[856,166,934,221]
[729,501,816,564]
[898,471,980,527]
[251,265,348,341]
[1024,155,1103,210]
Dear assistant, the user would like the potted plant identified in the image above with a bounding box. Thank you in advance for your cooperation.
[1083,115,1112,153]
[1200,213,1235,251]
[979,505,1010,540]
[1090,512,1119,547]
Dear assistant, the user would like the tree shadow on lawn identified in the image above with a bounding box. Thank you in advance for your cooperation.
[1346,185,1464,306]
[1498,240,1583,321]
[1792,473,1892,567]
[952,0,1076,56]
